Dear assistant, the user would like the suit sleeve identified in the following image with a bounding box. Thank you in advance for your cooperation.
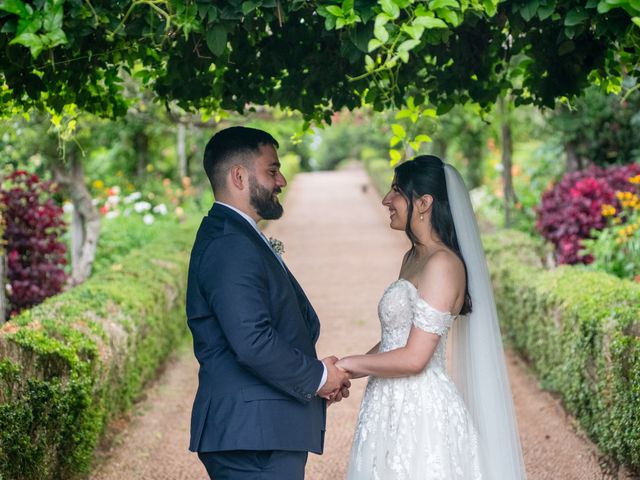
[198,234,324,403]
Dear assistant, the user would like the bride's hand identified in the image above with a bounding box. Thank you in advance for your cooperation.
[336,357,367,379]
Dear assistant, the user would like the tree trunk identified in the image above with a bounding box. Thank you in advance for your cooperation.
[0,253,6,323]
[499,99,516,228]
[177,123,187,179]
[464,135,484,190]
[565,141,583,172]
[52,152,101,285]
[433,138,447,159]
[135,130,149,179]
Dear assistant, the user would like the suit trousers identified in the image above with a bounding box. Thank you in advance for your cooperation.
[198,450,308,480]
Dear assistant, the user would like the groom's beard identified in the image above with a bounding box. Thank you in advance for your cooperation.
[249,175,283,220]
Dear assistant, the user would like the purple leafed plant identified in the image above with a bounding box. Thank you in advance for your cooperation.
[1,170,67,317]
[536,163,640,265]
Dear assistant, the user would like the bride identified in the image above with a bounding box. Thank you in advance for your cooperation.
[336,156,526,479]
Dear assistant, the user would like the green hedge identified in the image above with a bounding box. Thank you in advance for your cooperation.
[362,157,394,197]
[0,220,196,480]
[484,230,640,472]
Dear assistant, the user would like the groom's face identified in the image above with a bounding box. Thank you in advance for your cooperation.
[248,144,287,220]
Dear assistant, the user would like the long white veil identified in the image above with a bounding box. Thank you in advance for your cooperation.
[444,164,527,479]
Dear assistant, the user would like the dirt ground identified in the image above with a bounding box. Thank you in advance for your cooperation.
[89,164,632,480]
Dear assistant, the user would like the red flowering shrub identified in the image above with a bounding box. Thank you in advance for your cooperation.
[1,170,67,316]
[536,163,640,264]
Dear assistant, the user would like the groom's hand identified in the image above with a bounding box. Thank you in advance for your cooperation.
[318,356,351,400]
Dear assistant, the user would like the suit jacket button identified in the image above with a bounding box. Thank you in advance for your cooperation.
[306,393,312,399]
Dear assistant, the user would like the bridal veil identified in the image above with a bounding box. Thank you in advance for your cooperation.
[444,164,527,479]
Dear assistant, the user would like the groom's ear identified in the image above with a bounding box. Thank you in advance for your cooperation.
[229,164,248,191]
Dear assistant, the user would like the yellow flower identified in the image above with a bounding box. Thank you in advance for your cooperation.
[614,217,623,224]
[629,175,640,185]
[146,164,154,172]
[92,179,105,189]
[601,204,616,217]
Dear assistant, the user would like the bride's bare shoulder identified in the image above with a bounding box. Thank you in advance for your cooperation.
[415,250,466,312]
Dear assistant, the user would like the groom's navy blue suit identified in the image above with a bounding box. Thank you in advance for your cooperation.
[186,202,326,478]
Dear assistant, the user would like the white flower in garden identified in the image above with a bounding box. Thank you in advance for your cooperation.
[134,201,152,213]
[107,195,120,205]
[105,211,120,220]
[143,214,155,225]
[63,202,74,213]
[92,198,99,206]
[153,203,168,215]
[124,192,142,204]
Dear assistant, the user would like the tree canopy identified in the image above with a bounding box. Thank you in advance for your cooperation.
[0,0,639,121]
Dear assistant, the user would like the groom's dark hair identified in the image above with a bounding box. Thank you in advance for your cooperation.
[203,126,279,194]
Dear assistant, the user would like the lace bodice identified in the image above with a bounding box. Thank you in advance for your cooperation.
[378,278,459,371]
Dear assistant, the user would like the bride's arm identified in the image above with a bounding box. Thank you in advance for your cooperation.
[339,342,382,379]
[338,253,463,378]
[366,342,380,354]
[336,328,440,378]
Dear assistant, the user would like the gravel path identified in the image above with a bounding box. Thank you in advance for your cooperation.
[89,164,624,480]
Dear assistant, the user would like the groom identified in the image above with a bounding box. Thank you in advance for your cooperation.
[186,126,350,479]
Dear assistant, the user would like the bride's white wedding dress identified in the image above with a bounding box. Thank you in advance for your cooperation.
[347,278,482,480]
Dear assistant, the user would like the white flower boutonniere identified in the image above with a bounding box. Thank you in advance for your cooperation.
[268,237,285,256]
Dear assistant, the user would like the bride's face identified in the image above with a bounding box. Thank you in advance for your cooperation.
[382,180,409,230]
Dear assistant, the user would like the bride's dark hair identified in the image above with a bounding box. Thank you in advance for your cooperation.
[394,155,472,315]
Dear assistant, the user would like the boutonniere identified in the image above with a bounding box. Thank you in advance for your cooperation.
[268,237,285,255]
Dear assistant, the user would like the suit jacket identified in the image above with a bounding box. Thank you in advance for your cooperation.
[186,202,326,454]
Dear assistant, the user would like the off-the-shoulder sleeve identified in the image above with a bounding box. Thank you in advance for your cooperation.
[412,297,455,336]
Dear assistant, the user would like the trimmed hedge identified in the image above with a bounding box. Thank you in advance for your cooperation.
[0,220,196,480]
[484,230,640,472]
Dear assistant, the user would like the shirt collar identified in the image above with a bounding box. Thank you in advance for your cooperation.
[215,201,262,236]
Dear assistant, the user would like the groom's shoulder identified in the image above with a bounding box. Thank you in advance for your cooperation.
[195,219,257,255]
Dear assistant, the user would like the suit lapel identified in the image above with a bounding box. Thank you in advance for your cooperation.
[210,203,317,340]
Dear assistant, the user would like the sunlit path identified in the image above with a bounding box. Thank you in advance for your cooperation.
[89,163,610,480]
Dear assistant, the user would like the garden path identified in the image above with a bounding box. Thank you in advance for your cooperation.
[89,163,619,480]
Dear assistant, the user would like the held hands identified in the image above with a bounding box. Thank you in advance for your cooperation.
[318,356,351,406]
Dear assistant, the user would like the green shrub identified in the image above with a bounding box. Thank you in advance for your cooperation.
[0,220,196,479]
[362,157,394,197]
[485,229,640,472]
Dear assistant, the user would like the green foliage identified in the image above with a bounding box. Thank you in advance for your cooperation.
[432,104,488,188]
[388,97,437,165]
[0,220,195,479]
[310,110,390,170]
[485,229,640,472]
[549,84,640,166]
[0,0,638,121]
[362,156,395,196]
